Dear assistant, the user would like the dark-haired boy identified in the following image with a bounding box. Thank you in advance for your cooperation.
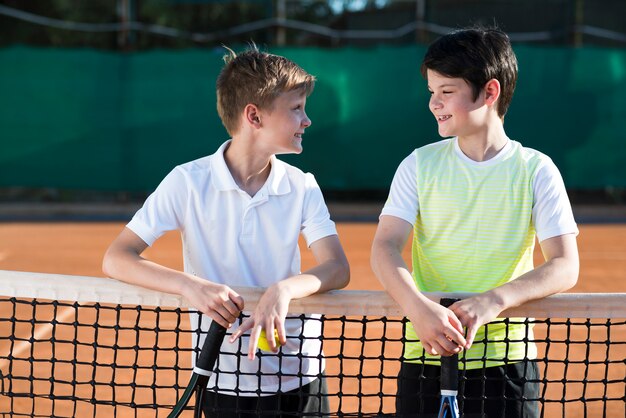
[371,28,579,417]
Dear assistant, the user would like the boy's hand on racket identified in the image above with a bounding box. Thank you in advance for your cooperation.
[229,282,290,359]
[408,299,466,357]
[448,294,504,349]
[182,276,244,329]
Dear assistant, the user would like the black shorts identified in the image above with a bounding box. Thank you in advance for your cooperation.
[202,377,329,418]
[396,360,540,418]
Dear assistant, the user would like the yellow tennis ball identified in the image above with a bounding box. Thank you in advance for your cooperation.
[257,329,281,352]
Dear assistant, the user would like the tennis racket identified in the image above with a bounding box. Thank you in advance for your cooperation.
[438,297,461,418]
[168,320,227,418]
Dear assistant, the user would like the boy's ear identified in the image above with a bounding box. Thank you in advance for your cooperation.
[484,79,501,107]
[244,104,262,127]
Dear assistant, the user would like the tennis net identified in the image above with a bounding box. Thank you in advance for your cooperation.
[0,270,624,417]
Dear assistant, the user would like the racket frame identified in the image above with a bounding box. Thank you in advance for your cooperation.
[438,297,461,418]
[167,320,227,418]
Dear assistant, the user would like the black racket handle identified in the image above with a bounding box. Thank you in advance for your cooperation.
[167,321,227,418]
[195,320,227,374]
[440,297,460,392]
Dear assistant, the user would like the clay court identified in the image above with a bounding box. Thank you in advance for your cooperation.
[1,221,624,292]
[0,220,625,417]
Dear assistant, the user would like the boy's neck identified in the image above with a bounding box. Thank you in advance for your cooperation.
[457,124,509,162]
[223,138,272,197]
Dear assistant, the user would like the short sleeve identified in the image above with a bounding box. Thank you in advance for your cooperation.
[126,167,189,246]
[380,152,419,225]
[300,173,337,247]
[532,159,579,242]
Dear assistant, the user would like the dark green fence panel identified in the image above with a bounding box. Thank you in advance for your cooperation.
[1,45,624,192]
[507,45,626,189]
[0,48,224,191]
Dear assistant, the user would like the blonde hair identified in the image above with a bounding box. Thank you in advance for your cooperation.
[216,45,316,135]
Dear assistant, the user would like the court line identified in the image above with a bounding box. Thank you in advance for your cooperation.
[0,306,75,373]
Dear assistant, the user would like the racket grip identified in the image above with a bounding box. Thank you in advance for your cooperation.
[195,321,227,374]
[440,351,459,391]
[440,297,460,392]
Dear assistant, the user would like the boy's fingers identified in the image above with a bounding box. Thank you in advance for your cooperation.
[442,311,466,349]
[276,328,286,346]
[229,319,252,343]
[248,326,262,360]
[423,342,438,356]
[465,323,480,349]
[448,312,465,335]
[445,328,466,348]
[432,339,459,357]
[440,334,463,355]
[274,318,287,346]
[229,292,245,311]
[228,328,242,343]
[265,325,278,351]
[224,299,242,318]
[216,305,238,325]
[210,313,231,330]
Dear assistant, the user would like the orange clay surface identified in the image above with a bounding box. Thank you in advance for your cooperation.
[0,222,624,417]
[0,222,624,292]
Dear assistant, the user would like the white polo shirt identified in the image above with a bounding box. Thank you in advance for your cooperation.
[127,140,337,395]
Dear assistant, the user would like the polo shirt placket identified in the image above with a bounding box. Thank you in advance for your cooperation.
[240,191,269,240]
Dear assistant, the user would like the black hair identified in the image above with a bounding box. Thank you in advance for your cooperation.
[421,27,518,118]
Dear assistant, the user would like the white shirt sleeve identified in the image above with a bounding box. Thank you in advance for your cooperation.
[380,152,419,226]
[300,173,337,247]
[532,158,579,242]
[126,167,189,246]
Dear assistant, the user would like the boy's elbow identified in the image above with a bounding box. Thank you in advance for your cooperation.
[562,260,579,291]
[102,244,128,279]
[369,245,379,274]
[101,248,116,278]
[554,255,579,293]
[369,239,388,278]
[335,258,350,289]
[324,255,349,290]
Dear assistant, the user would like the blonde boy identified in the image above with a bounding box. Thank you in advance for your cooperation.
[103,46,349,417]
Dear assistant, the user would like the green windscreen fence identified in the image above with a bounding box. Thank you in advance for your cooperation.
[1,45,625,192]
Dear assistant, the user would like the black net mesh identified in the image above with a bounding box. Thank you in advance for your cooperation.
[0,293,624,417]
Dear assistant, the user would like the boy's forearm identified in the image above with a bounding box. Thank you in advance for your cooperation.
[275,257,350,301]
[271,234,349,301]
[104,231,244,328]
[371,240,429,315]
[103,245,193,297]
[370,216,429,314]
[372,239,469,354]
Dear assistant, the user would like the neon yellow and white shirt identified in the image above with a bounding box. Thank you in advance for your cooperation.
[381,138,578,369]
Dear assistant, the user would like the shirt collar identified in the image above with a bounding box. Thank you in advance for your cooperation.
[211,140,291,196]
[211,140,239,191]
[453,137,513,166]
[267,154,290,196]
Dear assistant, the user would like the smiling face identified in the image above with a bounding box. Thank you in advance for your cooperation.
[427,69,488,140]
[258,89,312,155]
